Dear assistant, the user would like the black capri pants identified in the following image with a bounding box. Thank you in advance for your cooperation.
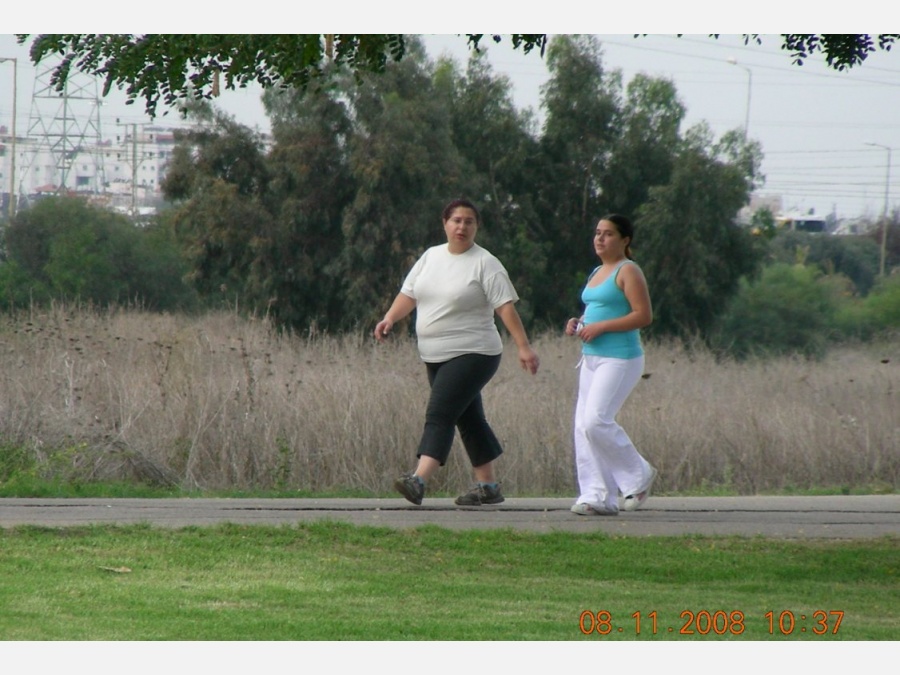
[416,353,503,467]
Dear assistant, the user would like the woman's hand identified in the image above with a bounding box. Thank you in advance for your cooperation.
[578,322,605,343]
[565,317,582,336]
[494,301,539,375]
[373,318,393,342]
[518,345,540,375]
[374,293,417,343]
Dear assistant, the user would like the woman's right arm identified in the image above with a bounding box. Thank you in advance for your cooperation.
[374,293,417,342]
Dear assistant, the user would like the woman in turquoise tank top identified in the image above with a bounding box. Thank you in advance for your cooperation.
[564,214,658,516]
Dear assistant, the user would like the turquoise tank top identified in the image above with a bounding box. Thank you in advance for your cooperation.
[580,260,643,359]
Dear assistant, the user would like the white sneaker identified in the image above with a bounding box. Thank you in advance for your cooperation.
[570,502,619,516]
[622,466,658,512]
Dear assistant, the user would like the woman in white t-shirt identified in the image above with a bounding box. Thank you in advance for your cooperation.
[374,198,540,506]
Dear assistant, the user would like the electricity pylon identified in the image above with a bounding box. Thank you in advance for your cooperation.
[19,61,106,199]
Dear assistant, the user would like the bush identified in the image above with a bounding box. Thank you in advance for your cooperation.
[0,196,197,311]
[767,230,880,295]
[861,273,900,331]
[711,263,838,359]
[833,272,900,340]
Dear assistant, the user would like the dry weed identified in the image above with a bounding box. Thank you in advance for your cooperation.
[0,305,896,495]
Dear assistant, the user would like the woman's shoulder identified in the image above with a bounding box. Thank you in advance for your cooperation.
[470,244,507,267]
[417,243,449,261]
[617,259,648,283]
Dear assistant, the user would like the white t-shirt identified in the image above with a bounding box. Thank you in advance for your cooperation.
[401,243,519,363]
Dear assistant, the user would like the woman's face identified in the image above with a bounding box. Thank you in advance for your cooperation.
[443,207,479,252]
[594,219,629,258]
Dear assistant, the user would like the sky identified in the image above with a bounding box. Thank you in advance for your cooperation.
[425,33,900,221]
[2,23,899,222]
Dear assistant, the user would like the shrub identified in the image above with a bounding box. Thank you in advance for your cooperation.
[711,263,838,359]
[767,230,881,295]
[833,272,900,340]
[861,273,900,331]
[1,196,196,311]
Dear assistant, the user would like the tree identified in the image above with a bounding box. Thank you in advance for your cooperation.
[535,35,622,314]
[776,34,899,69]
[16,34,545,118]
[601,73,685,218]
[1,196,195,309]
[337,38,468,327]
[153,39,543,331]
[256,69,357,329]
[863,210,900,276]
[18,34,895,118]
[161,107,272,305]
[163,102,270,200]
[442,50,547,324]
[711,263,839,359]
[767,230,881,296]
[636,126,764,340]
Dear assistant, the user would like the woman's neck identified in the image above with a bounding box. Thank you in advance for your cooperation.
[599,253,626,266]
[448,242,475,255]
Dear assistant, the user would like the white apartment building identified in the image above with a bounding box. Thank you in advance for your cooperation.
[1,123,179,216]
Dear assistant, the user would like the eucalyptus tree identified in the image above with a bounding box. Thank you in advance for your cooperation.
[442,50,547,324]
[636,126,764,341]
[535,35,623,316]
[601,74,685,217]
[161,105,272,306]
[338,38,469,327]
[254,71,357,330]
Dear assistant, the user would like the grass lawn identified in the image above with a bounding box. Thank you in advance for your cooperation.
[0,522,896,641]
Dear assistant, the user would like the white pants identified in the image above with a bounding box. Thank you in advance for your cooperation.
[573,354,653,510]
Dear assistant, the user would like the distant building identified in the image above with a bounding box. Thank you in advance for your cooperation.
[0,121,223,216]
[2,121,271,217]
[776,212,828,234]
[737,194,783,225]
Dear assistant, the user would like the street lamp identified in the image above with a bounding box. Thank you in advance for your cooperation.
[0,56,16,220]
[727,57,752,138]
[865,142,892,277]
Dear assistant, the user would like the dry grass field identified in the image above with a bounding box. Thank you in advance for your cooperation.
[0,304,896,496]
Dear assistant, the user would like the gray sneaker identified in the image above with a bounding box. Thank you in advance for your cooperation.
[394,473,425,505]
[455,482,505,506]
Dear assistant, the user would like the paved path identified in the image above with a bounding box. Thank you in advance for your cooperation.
[1,495,898,538]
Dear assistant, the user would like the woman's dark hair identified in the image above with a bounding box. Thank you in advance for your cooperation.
[601,213,635,259]
[442,198,482,225]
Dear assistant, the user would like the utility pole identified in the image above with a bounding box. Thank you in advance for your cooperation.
[865,142,892,277]
[130,123,137,215]
[0,56,15,219]
[116,119,146,216]
[727,57,752,138]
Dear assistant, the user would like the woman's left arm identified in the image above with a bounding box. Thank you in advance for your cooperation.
[495,301,540,375]
[579,264,653,341]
